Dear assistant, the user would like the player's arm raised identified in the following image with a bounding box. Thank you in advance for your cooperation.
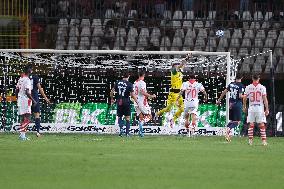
[263,95,269,116]
[217,89,228,105]
[179,53,192,69]
[37,83,51,104]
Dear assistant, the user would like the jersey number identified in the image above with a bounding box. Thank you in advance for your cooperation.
[230,89,238,99]
[118,86,126,96]
[249,91,261,102]
[186,89,197,98]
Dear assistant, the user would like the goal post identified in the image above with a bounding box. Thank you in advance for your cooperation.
[0,49,234,135]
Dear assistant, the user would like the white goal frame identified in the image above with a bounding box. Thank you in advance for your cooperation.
[0,49,232,127]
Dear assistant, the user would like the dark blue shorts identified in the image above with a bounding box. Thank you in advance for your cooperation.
[229,102,242,121]
[31,100,40,113]
[117,103,131,117]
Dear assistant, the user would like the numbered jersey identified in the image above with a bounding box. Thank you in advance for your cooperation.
[133,79,147,106]
[227,82,244,103]
[114,80,133,103]
[16,75,32,99]
[244,83,267,112]
[181,80,205,106]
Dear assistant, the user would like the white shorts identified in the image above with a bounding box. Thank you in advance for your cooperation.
[135,103,151,116]
[184,106,198,117]
[247,111,266,123]
[18,97,32,115]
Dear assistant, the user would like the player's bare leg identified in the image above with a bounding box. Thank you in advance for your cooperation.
[19,114,31,140]
[259,123,267,146]
[184,112,190,137]
[191,113,197,136]
[138,113,144,137]
[173,98,184,123]
[248,123,254,145]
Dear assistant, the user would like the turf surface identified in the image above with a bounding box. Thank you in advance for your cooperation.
[0,133,283,189]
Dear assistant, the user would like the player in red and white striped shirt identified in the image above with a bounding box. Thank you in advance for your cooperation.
[16,65,37,140]
[177,74,207,136]
[243,74,269,146]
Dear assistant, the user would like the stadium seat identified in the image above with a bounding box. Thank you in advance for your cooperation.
[197,28,207,39]
[238,48,249,57]
[264,62,271,73]
[174,28,185,38]
[230,38,240,48]
[67,36,78,49]
[208,38,217,48]
[264,38,275,48]
[116,28,127,38]
[81,27,91,37]
[218,38,228,48]
[185,29,196,39]
[182,21,193,29]
[137,36,148,48]
[204,21,214,28]
[250,21,261,29]
[105,28,115,38]
[252,62,263,73]
[69,18,80,26]
[128,27,138,38]
[160,36,171,48]
[163,10,172,19]
[279,30,284,38]
[128,10,137,18]
[69,26,80,37]
[244,29,255,39]
[242,11,252,20]
[241,38,252,47]
[91,37,101,47]
[276,37,284,47]
[184,11,195,19]
[126,36,136,49]
[183,37,194,48]
[195,38,205,47]
[253,11,263,20]
[172,37,183,48]
[79,36,90,49]
[101,43,110,50]
[150,27,161,38]
[92,26,104,37]
[255,30,266,39]
[216,47,226,52]
[55,42,65,50]
[232,29,242,38]
[222,30,231,38]
[254,38,264,48]
[57,27,68,37]
[205,46,214,52]
[243,22,250,29]
[90,45,98,50]
[267,30,278,40]
[172,21,182,28]
[58,18,68,28]
[274,48,283,56]
[173,10,183,20]
[105,9,115,18]
[261,21,270,29]
[251,48,261,55]
[193,21,204,28]
[150,37,160,47]
[139,27,150,38]
[208,11,216,19]
[229,48,238,57]
[114,36,125,49]
[91,19,102,28]
[80,19,90,28]
[275,63,283,73]
[170,46,180,51]
[240,62,251,73]
[264,12,273,20]
[194,46,203,51]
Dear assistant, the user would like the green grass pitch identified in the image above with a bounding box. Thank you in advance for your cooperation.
[0,133,284,189]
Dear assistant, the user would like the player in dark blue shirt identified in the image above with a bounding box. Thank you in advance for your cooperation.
[110,71,138,137]
[28,65,51,137]
[217,73,244,142]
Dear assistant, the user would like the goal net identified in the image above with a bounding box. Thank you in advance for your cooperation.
[0,49,237,136]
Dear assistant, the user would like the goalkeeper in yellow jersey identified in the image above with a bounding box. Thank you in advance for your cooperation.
[156,53,192,127]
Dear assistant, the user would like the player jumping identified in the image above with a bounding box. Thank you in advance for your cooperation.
[243,74,269,146]
[156,54,192,127]
[16,65,37,140]
[217,73,244,142]
[110,71,139,137]
[133,72,156,137]
[27,64,51,137]
[177,74,207,137]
